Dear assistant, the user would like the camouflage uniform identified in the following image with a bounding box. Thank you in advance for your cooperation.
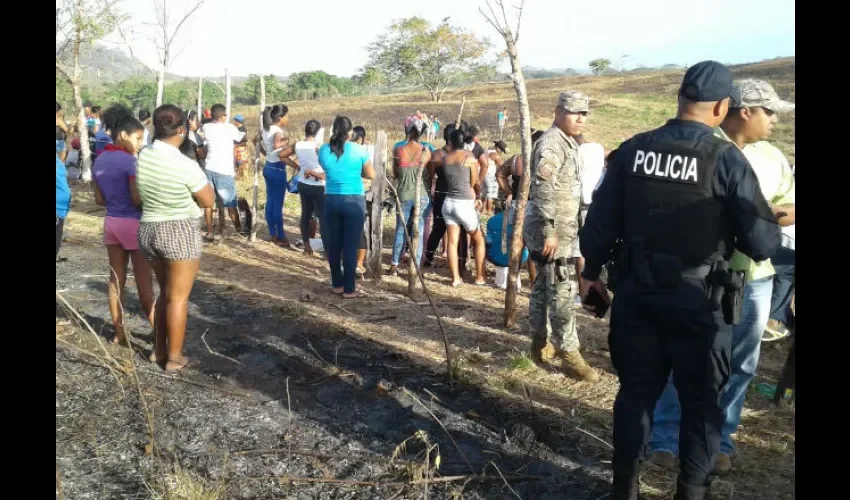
[523,92,595,379]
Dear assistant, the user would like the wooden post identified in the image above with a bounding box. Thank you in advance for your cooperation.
[197,76,203,119]
[225,68,232,122]
[366,131,388,280]
[454,97,466,127]
[250,76,266,242]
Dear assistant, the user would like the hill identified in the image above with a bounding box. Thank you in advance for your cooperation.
[233,57,795,163]
[57,43,250,85]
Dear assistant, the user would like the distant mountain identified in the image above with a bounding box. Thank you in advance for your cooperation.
[56,43,252,85]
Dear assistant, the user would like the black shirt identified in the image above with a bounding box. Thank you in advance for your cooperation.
[579,119,781,280]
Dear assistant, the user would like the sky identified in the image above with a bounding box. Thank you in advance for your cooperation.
[104,0,795,78]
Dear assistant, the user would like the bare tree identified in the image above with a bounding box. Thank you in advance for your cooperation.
[480,0,532,328]
[116,0,207,107]
[56,0,120,182]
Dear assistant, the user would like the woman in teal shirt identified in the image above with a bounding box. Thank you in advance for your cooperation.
[319,116,375,297]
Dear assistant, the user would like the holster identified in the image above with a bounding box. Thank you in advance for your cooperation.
[707,260,745,324]
[529,251,569,286]
[720,271,746,325]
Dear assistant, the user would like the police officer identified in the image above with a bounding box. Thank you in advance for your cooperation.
[524,90,598,382]
[578,61,781,500]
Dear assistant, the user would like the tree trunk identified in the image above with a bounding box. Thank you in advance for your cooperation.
[156,64,166,107]
[71,23,91,182]
[225,68,231,121]
[250,77,266,242]
[73,81,92,182]
[408,165,422,296]
[503,39,533,328]
[197,76,203,118]
[366,131,388,280]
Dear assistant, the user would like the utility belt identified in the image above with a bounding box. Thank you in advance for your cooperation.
[612,238,745,325]
[529,251,575,286]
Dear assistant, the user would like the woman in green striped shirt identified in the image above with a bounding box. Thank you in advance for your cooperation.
[136,105,215,373]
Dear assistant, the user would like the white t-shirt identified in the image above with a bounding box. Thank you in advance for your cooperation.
[578,142,605,207]
[201,121,245,175]
[295,140,324,187]
[262,125,285,161]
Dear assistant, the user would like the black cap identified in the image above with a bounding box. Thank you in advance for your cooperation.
[678,60,735,102]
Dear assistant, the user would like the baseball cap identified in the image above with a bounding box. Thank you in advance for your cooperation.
[679,60,735,102]
[234,114,245,123]
[730,79,795,112]
[557,91,590,113]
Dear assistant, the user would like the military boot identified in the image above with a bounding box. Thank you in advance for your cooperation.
[557,350,600,382]
[530,338,557,365]
[611,459,643,500]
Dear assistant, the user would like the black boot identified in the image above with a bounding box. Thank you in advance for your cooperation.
[673,480,710,500]
[611,460,641,500]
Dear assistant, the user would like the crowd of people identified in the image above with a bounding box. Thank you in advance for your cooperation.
[56,59,794,498]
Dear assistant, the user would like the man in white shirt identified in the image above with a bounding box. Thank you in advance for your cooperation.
[201,104,246,240]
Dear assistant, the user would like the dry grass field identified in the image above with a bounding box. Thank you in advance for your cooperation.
[56,58,794,500]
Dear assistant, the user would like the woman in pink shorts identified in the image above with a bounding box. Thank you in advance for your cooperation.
[92,104,156,345]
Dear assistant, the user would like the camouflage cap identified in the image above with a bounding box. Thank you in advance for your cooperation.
[557,90,590,113]
[731,79,795,112]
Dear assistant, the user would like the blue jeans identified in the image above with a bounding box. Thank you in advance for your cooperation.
[391,197,432,266]
[769,246,795,325]
[649,276,773,456]
[263,163,288,240]
[205,170,238,208]
[324,195,366,294]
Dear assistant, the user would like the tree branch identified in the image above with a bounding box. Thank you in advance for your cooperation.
[483,0,504,32]
[56,59,74,86]
[497,0,512,36]
[514,0,525,43]
[478,0,504,36]
[111,18,158,78]
[166,0,206,45]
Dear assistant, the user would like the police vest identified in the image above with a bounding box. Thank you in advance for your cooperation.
[622,133,732,266]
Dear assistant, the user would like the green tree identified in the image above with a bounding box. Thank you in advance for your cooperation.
[589,58,611,76]
[367,16,492,102]
[356,66,383,96]
[244,74,286,104]
[56,0,121,181]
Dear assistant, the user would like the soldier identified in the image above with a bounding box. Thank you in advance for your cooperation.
[524,91,598,382]
[578,61,781,500]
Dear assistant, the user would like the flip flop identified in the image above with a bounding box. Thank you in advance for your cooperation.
[762,324,791,342]
[343,291,368,299]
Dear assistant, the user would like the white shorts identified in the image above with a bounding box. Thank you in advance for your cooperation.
[443,198,479,232]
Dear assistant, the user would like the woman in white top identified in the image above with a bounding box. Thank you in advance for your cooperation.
[295,119,326,255]
[261,104,294,248]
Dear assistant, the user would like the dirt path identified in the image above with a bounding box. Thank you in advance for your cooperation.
[56,191,793,500]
